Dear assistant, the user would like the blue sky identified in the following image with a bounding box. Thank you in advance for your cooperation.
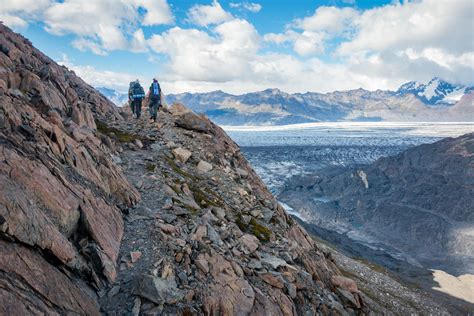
[1,0,473,94]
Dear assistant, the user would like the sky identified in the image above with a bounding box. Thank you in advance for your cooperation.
[1,0,473,94]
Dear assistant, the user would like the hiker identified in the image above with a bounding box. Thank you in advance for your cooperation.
[128,79,145,119]
[148,78,162,122]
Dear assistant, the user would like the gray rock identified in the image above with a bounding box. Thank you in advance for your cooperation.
[260,253,288,270]
[250,209,262,218]
[336,288,360,309]
[248,259,263,270]
[175,111,213,133]
[207,224,223,246]
[131,298,141,316]
[212,207,226,220]
[236,168,249,178]
[285,282,297,299]
[172,147,192,163]
[107,285,120,298]
[132,275,184,305]
[111,154,122,164]
[197,160,213,173]
[261,208,274,222]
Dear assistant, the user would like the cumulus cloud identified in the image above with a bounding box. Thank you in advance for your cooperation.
[44,0,173,53]
[335,0,474,85]
[149,18,259,83]
[229,2,262,13]
[264,6,357,57]
[293,6,357,34]
[187,1,233,27]
[263,0,474,88]
[0,0,53,28]
[1,0,174,54]
[58,54,145,92]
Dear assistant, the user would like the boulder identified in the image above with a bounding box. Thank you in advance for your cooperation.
[202,251,255,315]
[260,273,285,289]
[133,275,184,305]
[236,167,249,178]
[169,102,191,116]
[172,147,192,163]
[197,160,213,173]
[175,111,213,133]
[130,251,142,263]
[195,254,210,273]
[331,276,358,293]
[239,234,259,253]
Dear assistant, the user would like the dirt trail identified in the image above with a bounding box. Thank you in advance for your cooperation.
[99,147,168,313]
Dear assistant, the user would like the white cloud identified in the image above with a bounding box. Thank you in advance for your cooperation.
[292,31,326,56]
[149,19,259,82]
[262,0,474,89]
[44,0,174,53]
[263,32,292,45]
[294,6,358,34]
[229,2,262,13]
[187,1,233,27]
[333,0,474,86]
[264,6,357,57]
[0,0,53,28]
[132,0,174,26]
[1,0,174,54]
[58,55,146,92]
[130,28,148,53]
[337,0,473,56]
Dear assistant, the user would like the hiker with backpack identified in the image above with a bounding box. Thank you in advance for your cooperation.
[148,78,162,122]
[128,80,145,119]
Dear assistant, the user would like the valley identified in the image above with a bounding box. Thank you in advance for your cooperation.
[227,122,474,312]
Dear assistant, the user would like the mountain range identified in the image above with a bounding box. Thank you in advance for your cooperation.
[97,78,474,125]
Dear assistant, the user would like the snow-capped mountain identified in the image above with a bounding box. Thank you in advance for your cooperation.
[98,78,474,125]
[396,77,472,105]
[96,87,129,106]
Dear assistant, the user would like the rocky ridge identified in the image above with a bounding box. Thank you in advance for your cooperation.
[0,24,367,314]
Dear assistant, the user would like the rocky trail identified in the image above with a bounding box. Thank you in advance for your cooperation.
[95,108,372,315]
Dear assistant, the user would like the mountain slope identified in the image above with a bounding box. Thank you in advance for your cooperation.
[397,77,472,105]
[279,133,474,276]
[97,86,129,106]
[0,24,370,315]
[0,23,139,314]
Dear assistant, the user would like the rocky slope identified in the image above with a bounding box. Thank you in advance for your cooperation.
[279,133,474,277]
[0,24,370,315]
[0,23,140,314]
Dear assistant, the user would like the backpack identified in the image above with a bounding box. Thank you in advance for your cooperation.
[131,82,145,100]
[151,82,161,100]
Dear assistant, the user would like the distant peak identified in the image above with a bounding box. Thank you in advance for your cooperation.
[261,88,286,95]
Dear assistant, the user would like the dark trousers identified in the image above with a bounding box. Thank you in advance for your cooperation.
[149,99,160,122]
[133,99,142,118]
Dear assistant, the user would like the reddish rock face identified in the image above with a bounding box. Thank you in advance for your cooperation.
[0,24,139,314]
[0,240,100,316]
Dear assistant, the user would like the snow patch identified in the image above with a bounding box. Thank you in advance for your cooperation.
[421,78,439,100]
[443,88,465,104]
[357,170,369,189]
